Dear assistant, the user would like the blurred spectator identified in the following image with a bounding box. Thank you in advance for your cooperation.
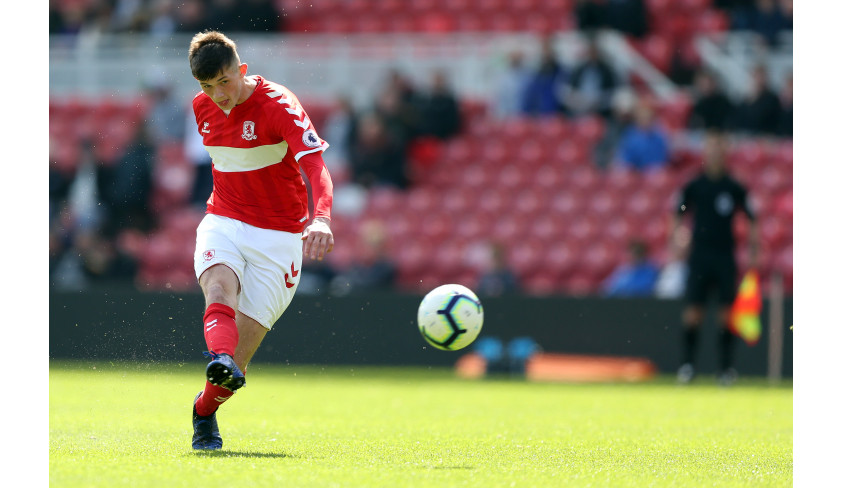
[321,96,359,177]
[778,71,792,138]
[747,0,790,47]
[476,242,519,297]
[148,0,178,36]
[593,88,637,169]
[349,113,408,189]
[565,36,618,119]
[174,0,208,33]
[732,66,782,137]
[331,221,396,295]
[97,123,155,235]
[144,75,186,146]
[688,70,734,132]
[49,1,88,37]
[655,260,689,299]
[207,0,283,33]
[667,44,700,88]
[184,110,214,208]
[575,0,608,32]
[522,37,568,117]
[605,0,648,38]
[601,240,660,297]
[493,50,532,119]
[417,70,462,140]
[614,98,669,170]
[375,73,420,147]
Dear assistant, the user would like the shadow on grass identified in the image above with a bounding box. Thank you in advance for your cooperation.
[190,450,295,459]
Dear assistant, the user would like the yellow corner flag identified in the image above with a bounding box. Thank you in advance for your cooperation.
[729,270,762,346]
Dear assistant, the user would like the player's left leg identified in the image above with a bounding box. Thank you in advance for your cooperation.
[715,257,739,386]
[232,311,269,373]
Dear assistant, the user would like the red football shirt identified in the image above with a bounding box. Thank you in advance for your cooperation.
[193,75,332,233]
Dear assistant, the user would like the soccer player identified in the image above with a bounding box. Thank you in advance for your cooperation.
[186,31,334,449]
[671,130,759,386]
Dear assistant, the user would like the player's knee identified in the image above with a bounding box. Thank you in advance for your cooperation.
[200,265,240,306]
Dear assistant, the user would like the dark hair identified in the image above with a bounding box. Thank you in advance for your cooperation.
[188,31,240,81]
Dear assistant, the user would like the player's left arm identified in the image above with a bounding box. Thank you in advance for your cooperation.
[300,152,334,261]
[738,183,761,269]
[269,87,335,260]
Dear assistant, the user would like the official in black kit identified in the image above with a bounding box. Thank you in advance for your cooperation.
[670,130,760,385]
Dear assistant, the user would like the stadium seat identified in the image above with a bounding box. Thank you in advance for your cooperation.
[602,216,635,243]
[545,243,578,276]
[532,164,564,191]
[522,271,560,295]
[695,9,729,34]
[491,215,529,243]
[584,190,619,220]
[529,217,564,244]
[508,241,546,276]
[635,35,672,73]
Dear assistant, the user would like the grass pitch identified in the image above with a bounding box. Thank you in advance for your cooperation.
[50,361,792,487]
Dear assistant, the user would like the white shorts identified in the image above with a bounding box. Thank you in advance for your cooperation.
[194,214,303,330]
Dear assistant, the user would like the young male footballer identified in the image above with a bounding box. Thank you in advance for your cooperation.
[187,30,334,449]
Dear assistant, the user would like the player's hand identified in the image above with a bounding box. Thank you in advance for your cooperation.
[748,245,760,270]
[302,217,334,261]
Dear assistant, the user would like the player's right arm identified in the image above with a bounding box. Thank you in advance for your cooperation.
[670,182,693,260]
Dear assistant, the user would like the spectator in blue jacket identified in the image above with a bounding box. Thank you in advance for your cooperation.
[602,240,660,297]
[522,37,568,116]
[614,99,669,170]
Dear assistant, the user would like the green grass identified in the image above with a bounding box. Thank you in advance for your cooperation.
[50,361,792,487]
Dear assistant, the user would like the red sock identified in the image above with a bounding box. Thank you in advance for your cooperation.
[203,303,238,357]
[195,381,235,416]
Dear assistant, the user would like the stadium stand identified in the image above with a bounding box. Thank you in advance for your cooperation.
[48,0,792,297]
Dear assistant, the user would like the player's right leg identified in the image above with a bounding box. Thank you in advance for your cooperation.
[192,215,248,449]
[679,256,708,384]
[199,264,247,393]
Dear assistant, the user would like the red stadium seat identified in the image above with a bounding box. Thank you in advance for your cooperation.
[603,216,635,243]
[508,241,546,276]
[546,242,578,276]
[568,166,601,193]
[532,164,564,191]
[529,217,565,244]
[567,215,600,244]
[495,164,530,191]
[549,191,586,219]
[491,215,529,243]
[605,167,641,194]
[522,271,560,295]
[636,35,672,73]
[586,190,622,219]
[512,192,548,219]
[695,9,729,34]
[573,116,604,145]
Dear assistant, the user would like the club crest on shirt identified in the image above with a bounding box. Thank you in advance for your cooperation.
[302,129,320,148]
[242,121,257,141]
[203,249,215,262]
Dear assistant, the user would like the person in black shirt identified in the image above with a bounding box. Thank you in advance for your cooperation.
[670,130,760,385]
[688,70,734,131]
[733,66,782,137]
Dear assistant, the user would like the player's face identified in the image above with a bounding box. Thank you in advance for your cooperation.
[197,63,248,111]
[703,135,727,175]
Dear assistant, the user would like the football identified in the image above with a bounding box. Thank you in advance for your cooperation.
[417,284,484,351]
